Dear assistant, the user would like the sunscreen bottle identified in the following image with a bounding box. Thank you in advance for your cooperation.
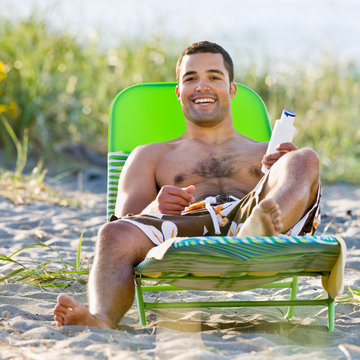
[261,109,296,174]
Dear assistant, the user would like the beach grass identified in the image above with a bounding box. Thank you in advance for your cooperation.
[0,166,81,207]
[0,13,359,184]
[336,287,360,304]
[0,105,81,207]
[0,235,89,288]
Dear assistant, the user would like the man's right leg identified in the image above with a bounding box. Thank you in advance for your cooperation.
[53,221,155,328]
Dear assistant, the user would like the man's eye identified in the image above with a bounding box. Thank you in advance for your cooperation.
[184,77,194,82]
[210,76,220,80]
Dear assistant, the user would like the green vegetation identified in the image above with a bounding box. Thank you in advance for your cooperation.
[0,14,178,162]
[1,13,359,184]
[0,74,80,206]
[0,235,89,288]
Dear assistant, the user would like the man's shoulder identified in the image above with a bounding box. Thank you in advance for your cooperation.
[130,141,176,162]
[134,140,175,153]
[234,133,268,150]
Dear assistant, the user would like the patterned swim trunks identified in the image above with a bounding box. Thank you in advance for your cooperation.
[110,176,321,246]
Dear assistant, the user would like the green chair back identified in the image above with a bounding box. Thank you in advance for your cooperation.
[109,82,271,153]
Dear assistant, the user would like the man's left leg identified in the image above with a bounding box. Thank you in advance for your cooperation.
[239,148,320,236]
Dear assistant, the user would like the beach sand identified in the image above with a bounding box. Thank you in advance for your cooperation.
[1,169,359,359]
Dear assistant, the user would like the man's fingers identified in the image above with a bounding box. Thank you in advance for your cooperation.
[275,142,298,152]
[263,151,284,162]
[158,188,192,207]
[157,185,196,214]
[159,199,188,213]
[183,185,195,193]
[164,185,195,203]
[262,143,297,171]
[183,185,195,203]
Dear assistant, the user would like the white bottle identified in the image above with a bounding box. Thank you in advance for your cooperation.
[261,109,296,174]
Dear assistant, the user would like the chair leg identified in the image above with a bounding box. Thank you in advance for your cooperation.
[134,276,147,326]
[286,276,298,319]
[327,295,335,332]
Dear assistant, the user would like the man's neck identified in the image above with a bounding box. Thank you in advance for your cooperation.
[182,122,238,145]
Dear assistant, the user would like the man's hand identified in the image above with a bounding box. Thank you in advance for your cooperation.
[153,185,196,215]
[262,142,298,171]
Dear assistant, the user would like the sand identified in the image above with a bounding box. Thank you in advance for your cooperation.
[0,170,359,360]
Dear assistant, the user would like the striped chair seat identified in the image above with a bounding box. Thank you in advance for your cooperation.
[135,235,341,291]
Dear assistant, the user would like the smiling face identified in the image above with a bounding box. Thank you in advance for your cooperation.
[176,53,237,128]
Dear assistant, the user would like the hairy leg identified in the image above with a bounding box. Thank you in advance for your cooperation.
[53,221,155,328]
[259,147,320,233]
[239,148,319,237]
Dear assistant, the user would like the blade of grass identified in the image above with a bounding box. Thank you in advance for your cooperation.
[7,243,49,259]
[76,231,83,271]
[0,268,26,283]
[0,254,28,269]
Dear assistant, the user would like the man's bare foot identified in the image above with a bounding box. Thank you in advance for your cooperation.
[238,199,282,236]
[53,294,111,328]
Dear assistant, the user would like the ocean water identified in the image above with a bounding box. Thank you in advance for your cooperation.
[2,0,359,66]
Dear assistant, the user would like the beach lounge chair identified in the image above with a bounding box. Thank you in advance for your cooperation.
[107,82,346,331]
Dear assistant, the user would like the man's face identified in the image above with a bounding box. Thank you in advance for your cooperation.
[176,53,237,127]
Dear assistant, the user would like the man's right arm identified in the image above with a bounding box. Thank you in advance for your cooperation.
[114,143,195,217]
[115,144,160,217]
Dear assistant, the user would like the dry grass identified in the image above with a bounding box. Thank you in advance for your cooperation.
[0,165,80,207]
[0,237,89,288]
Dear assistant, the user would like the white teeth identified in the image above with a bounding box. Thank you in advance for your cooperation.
[194,98,215,104]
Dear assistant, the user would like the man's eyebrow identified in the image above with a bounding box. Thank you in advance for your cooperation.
[207,69,225,76]
[182,71,197,78]
[182,69,225,79]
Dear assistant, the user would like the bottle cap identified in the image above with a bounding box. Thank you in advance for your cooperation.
[283,109,296,117]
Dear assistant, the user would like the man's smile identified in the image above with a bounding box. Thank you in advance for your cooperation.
[193,97,216,104]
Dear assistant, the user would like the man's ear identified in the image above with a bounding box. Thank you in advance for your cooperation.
[175,84,181,101]
[230,82,237,98]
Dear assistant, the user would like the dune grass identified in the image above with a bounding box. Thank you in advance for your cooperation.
[0,235,89,288]
[0,107,80,207]
[0,14,178,161]
[336,287,360,304]
[0,166,81,207]
[0,13,359,184]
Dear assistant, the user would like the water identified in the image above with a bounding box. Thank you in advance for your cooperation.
[2,0,360,66]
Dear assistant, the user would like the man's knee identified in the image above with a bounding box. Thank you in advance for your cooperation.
[286,147,319,178]
[96,221,154,263]
[97,221,134,251]
[296,148,319,175]
[298,147,319,165]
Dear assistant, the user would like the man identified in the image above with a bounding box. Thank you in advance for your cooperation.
[53,41,320,328]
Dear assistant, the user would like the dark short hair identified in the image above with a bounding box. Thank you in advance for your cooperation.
[176,41,234,83]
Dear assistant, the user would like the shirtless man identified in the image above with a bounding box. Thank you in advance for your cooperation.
[53,41,320,329]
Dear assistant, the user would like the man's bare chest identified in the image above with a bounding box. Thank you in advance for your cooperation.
[156,146,263,187]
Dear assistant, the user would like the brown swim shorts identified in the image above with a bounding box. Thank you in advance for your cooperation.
[110,176,321,246]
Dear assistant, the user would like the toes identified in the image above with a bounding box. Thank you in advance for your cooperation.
[274,219,283,232]
[53,303,68,313]
[53,307,67,318]
[54,294,79,326]
[57,294,77,309]
[54,314,65,326]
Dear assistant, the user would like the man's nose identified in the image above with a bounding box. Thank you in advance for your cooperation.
[195,79,210,91]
